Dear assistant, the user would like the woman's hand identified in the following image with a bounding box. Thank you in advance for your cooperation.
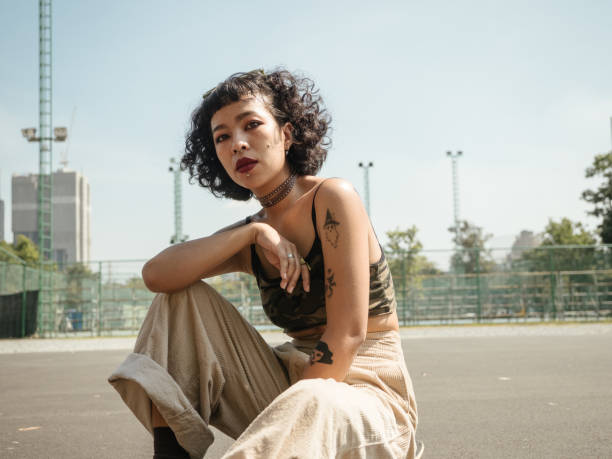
[252,222,310,293]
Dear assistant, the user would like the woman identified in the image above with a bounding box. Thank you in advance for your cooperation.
[109,69,418,458]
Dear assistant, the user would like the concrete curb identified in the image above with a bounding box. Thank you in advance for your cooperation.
[1,323,610,354]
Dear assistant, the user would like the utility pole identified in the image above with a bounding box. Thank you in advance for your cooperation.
[358,161,374,216]
[21,0,67,336]
[169,158,188,244]
[446,151,463,247]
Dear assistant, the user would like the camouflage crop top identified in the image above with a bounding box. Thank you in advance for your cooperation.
[247,184,397,333]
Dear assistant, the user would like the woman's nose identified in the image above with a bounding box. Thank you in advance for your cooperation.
[232,134,249,154]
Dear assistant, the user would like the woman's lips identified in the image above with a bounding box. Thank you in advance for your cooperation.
[236,158,258,173]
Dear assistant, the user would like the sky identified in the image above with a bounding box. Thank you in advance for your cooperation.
[1,0,611,269]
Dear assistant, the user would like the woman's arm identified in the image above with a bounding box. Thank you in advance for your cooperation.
[142,219,311,294]
[300,178,370,382]
[142,222,256,293]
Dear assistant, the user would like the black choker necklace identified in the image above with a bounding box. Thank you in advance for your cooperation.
[256,174,297,208]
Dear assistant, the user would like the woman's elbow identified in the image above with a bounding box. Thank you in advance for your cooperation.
[142,259,163,293]
[353,329,367,347]
[344,325,367,351]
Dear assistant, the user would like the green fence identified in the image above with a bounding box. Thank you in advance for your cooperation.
[1,245,611,338]
[392,245,612,324]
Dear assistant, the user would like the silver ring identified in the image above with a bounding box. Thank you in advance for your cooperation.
[287,253,295,259]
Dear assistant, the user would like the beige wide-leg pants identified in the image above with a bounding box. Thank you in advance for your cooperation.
[108,281,418,458]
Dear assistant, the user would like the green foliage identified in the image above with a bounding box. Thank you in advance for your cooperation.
[385,226,422,271]
[582,152,612,243]
[13,235,40,264]
[448,221,495,274]
[384,226,440,289]
[540,218,597,246]
[519,218,598,272]
[65,263,95,278]
[0,235,40,266]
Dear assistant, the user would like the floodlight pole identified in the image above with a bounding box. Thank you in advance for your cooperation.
[19,0,67,336]
[358,161,374,216]
[446,150,463,247]
[169,158,188,244]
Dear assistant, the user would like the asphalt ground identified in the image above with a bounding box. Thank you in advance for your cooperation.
[1,325,611,458]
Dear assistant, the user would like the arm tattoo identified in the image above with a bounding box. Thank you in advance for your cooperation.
[310,340,334,365]
[326,268,336,298]
[323,209,340,248]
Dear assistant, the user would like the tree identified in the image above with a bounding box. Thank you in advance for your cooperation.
[0,235,39,266]
[519,218,597,272]
[385,226,422,275]
[582,152,612,242]
[384,226,440,282]
[0,240,19,263]
[540,218,597,246]
[448,220,495,274]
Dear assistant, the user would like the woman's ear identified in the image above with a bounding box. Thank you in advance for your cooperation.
[282,122,293,150]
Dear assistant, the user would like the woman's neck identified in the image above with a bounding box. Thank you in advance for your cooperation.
[259,176,305,219]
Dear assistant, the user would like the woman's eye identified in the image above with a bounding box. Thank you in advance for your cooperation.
[246,120,261,129]
[215,134,228,143]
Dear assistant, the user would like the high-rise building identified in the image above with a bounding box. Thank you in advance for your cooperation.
[12,169,90,264]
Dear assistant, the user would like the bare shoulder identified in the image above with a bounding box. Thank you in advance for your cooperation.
[315,177,362,208]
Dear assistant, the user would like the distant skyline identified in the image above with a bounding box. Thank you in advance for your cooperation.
[1,0,611,269]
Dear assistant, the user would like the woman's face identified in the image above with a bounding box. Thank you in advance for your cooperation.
[210,95,292,192]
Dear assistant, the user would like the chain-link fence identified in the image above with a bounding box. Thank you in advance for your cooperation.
[391,245,612,324]
[1,245,611,338]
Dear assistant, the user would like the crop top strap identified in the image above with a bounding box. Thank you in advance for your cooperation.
[311,179,330,237]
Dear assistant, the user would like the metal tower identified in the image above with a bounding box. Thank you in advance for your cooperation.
[169,158,188,244]
[38,0,53,264]
[358,161,374,216]
[21,0,67,335]
[446,150,463,246]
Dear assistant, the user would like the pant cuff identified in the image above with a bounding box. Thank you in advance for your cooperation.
[108,352,214,458]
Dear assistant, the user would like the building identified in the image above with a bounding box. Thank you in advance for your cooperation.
[12,169,90,264]
[509,230,542,261]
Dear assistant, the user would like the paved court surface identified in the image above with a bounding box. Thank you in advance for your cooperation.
[1,324,611,458]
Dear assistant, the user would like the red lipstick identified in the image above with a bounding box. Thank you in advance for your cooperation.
[236,157,258,173]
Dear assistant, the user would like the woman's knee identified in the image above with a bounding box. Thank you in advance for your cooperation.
[152,281,219,311]
[283,378,347,412]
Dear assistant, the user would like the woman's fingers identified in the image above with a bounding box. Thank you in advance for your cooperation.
[283,246,298,291]
[300,260,310,292]
[278,248,289,289]
[286,251,301,293]
[255,225,306,292]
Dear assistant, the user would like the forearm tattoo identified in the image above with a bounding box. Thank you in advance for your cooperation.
[323,209,340,248]
[310,340,334,365]
[326,269,336,298]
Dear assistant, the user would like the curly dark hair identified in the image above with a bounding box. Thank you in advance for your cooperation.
[182,69,331,200]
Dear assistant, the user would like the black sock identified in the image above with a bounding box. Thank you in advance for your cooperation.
[153,427,189,459]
